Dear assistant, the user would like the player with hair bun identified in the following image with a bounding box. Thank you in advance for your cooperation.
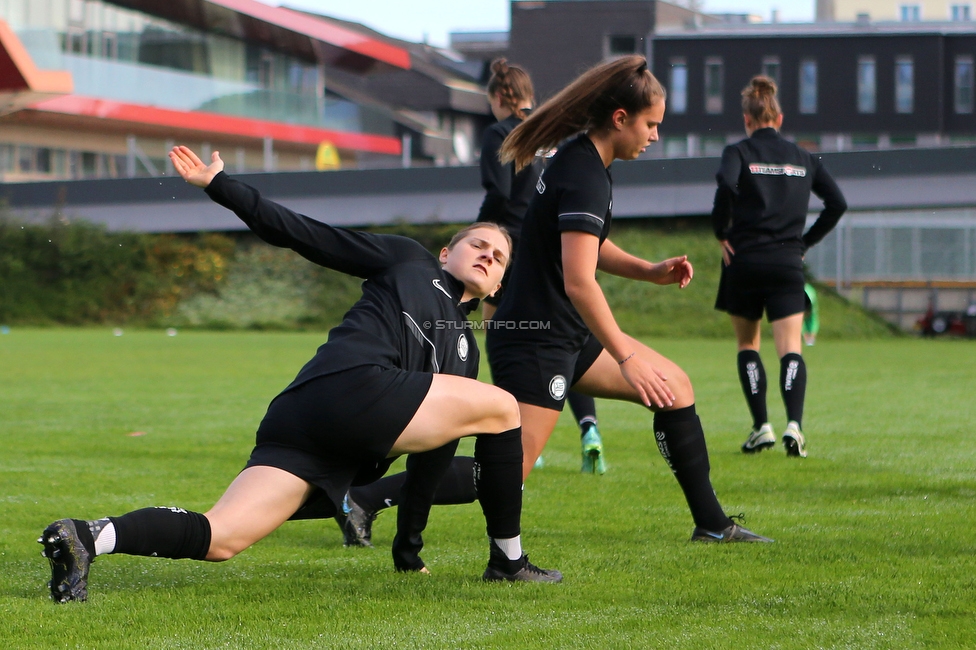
[712,75,847,459]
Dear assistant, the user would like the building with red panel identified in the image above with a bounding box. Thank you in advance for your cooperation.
[0,0,486,181]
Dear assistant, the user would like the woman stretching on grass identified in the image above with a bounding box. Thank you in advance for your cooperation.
[485,55,772,543]
[39,145,561,604]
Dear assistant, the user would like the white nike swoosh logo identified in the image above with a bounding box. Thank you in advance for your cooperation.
[432,279,452,299]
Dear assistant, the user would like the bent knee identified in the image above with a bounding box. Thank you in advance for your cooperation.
[482,388,521,432]
[668,367,695,405]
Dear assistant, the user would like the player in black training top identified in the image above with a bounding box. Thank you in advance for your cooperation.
[329,59,607,549]
[38,145,561,604]
[477,58,606,473]
[712,76,846,459]
[487,54,772,543]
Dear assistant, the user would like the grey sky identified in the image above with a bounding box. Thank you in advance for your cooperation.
[272,1,815,48]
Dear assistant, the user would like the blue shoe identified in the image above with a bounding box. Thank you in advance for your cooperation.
[580,423,606,474]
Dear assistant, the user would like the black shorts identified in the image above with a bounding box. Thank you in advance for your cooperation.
[486,333,604,410]
[245,365,433,518]
[715,260,806,322]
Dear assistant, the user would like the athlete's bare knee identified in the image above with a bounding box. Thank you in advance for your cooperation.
[669,366,695,405]
[484,390,520,432]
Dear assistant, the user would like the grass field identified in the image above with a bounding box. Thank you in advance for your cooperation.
[2,329,974,649]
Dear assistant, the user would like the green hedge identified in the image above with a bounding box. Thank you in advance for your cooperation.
[0,216,234,325]
[0,213,896,338]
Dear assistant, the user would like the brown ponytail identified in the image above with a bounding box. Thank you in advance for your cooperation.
[487,58,535,120]
[500,55,665,172]
[741,75,781,125]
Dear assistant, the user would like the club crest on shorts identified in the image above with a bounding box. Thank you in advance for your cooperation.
[457,334,468,361]
[549,374,567,401]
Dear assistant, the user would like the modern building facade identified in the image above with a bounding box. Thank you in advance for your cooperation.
[651,22,976,156]
[0,0,490,182]
[507,0,718,102]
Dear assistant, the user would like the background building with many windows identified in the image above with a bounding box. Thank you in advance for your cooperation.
[651,23,976,156]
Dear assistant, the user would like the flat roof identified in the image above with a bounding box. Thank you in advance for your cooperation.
[655,20,976,39]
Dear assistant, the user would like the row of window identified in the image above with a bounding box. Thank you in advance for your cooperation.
[667,55,975,116]
[0,144,166,180]
[899,3,971,21]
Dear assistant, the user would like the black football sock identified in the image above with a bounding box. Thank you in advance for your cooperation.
[109,507,211,560]
[473,427,523,540]
[737,350,768,430]
[392,440,460,571]
[653,405,732,532]
[567,391,598,435]
[780,353,807,427]
[350,456,476,512]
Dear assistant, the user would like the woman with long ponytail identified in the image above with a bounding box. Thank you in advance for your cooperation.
[488,55,772,543]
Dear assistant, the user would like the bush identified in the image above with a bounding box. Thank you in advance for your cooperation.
[0,215,233,325]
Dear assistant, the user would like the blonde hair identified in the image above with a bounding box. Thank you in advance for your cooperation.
[487,58,534,120]
[741,75,781,125]
[500,55,666,172]
[447,222,514,268]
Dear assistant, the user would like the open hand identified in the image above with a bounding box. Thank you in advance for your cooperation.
[619,354,675,409]
[169,145,224,188]
[649,255,693,288]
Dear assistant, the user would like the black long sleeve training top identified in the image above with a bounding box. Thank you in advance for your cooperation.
[711,128,847,264]
[476,113,543,238]
[204,172,481,395]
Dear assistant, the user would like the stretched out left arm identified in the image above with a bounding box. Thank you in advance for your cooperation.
[597,238,693,288]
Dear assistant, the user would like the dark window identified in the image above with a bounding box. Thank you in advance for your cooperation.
[36,148,51,174]
[895,56,914,114]
[956,56,974,113]
[670,59,687,114]
[799,59,818,114]
[705,58,723,114]
[858,56,876,113]
[608,35,638,56]
[761,57,780,85]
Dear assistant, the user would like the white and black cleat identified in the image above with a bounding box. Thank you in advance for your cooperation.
[782,421,807,458]
[741,423,776,453]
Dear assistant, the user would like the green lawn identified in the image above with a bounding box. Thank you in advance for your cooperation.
[1,329,974,648]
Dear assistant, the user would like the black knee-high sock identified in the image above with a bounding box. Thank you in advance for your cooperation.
[653,406,731,532]
[780,353,806,427]
[392,440,459,571]
[350,456,476,512]
[737,350,768,430]
[109,507,211,560]
[473,427,523,540]
[567,391,598,433]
